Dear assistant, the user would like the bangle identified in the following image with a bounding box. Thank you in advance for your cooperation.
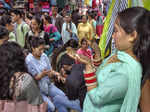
[86,82,97,87]
[83,68,96,74]
[84,72,97,87]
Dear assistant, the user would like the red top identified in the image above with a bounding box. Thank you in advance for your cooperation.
[76,48,92,64]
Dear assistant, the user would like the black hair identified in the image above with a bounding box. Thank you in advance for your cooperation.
[0,42,28,100]
[60,54,75,66]
[65,15,73,31]
[118,7,150,77]
[43,15,52,24]
[68,39,79,48]
[0,15,12,26]
[81,38,88,45]
[51,39,78,70]
[88,11,96,19]
[51,5,58,9]
[32,16,44,31]
[11,9,22,17]
[26,13,33,20]
[81,15,88,20]
[30,37,45,49]
[72,9,79,14]
[0,26,9,39]
[75,9,79,12]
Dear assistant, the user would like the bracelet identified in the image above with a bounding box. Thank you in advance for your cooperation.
[84,72,97,87]
[86,82,97,87]
[83,68,96,74]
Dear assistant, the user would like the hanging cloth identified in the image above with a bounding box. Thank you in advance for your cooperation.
[143,0,150,10]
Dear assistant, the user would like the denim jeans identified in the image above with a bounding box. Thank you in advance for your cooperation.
[53,95,82,112]
[41,83,66,112]
[42,94,55,112]
[42,83,82,112]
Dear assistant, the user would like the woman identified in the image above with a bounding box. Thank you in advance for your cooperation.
[138,10,150,112]
[51,38,78,71]
[26,37,82,112]
[0,15,16,41]
[25,12,33,26]
[61,14,77,44]
[67,7,150,112]
[42,15,62,56]
[77,15,93,43]
[25,37,67,112]
[76,38,101,67]
[25,16,49,52]
[0,42,43,106]
[76,38,92,64]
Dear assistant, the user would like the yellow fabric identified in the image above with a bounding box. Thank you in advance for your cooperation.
[99,0,117,59]
[128,0,132,7]
[84,0,90,6]
[143,0,150,10]
[77,23,93,43]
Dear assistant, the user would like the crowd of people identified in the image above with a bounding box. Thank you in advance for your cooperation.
[0,5,150,112]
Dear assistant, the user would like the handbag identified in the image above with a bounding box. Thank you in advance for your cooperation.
[0,100,47,112]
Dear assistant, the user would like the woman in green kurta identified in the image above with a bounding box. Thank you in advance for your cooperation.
[66,7,150,112]
[82,7,150,112]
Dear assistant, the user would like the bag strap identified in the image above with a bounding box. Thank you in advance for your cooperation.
[14,23,18,41]
[21,21,26,36]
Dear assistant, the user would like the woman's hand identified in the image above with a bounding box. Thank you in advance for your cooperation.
[35,69,51,80]
[48,70,60,78]
[87,84,97,91]
[60,68,67,77]
[57,75,66,83]
[48,70,66,83]
[66,47,91,64]
[42,69,51,77]
[66,47,77,60]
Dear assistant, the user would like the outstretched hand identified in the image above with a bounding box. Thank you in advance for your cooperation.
[47,70,59,78]
[66,47,92,64]
[56,75,66,83]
